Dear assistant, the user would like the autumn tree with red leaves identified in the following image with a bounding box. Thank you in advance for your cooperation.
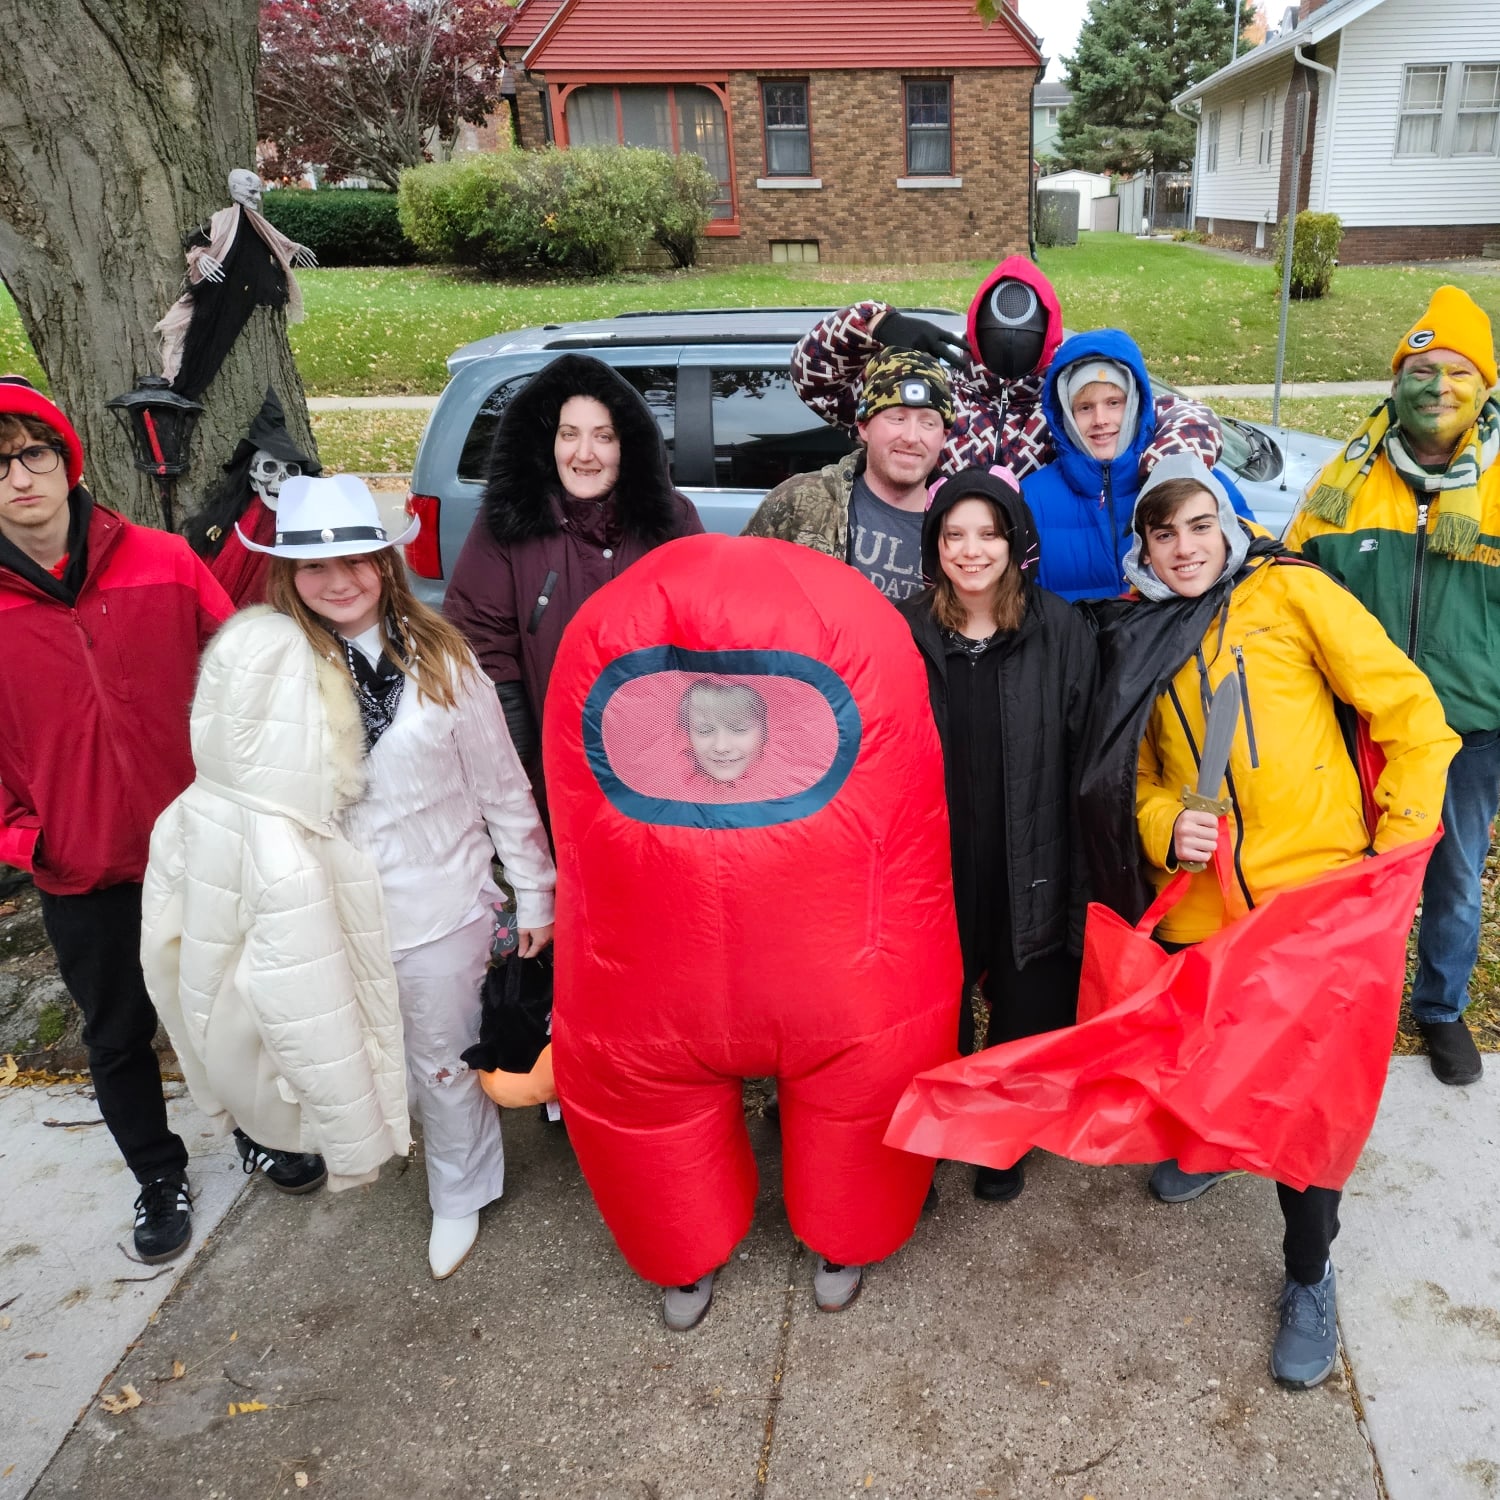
[259,0,513,192]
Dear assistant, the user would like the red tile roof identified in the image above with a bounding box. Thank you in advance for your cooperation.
[502,0,565,52]
[525,0,1040,72]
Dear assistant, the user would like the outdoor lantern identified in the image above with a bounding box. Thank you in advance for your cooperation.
[105,375,203,532]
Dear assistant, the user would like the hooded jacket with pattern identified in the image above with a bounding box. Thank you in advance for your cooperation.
[444,354,703,763]
[1021,329,1252,603]
[1285,445,1500,734]
[0,493,232,894]
[789,256,1224,481]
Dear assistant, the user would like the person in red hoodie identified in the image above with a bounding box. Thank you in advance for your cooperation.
[788,255,1224,481]
[0,378,234,1263]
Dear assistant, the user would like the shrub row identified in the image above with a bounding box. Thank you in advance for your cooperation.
[397,146,717,278]
[261,189,418,267]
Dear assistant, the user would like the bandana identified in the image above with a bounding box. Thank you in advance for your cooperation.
[342,630,406,750]
[1301,397,1500,558]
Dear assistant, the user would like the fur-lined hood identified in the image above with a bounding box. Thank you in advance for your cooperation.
[189,606,366,827]
[482,353,679,545]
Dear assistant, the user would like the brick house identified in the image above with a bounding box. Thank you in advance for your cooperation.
[496,0,1043,265]
[1173,0,1500,263]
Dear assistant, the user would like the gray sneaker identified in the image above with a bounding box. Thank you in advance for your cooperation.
[1148,1159,1243,1203]
[813,1259,863,1312]
[662,1271,715,1332]
[1272,1264,1338,1389]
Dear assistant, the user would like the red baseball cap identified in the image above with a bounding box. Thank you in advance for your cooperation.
[0,378,85,487]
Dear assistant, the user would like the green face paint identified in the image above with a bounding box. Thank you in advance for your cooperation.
[1395,351,1486,459]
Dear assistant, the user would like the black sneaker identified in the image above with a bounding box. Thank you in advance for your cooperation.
[234,1129,328,1194]
[133,1173,192,1263]
[1418,1019,1483,1086]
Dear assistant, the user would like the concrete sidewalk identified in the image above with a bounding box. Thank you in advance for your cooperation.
[6,1057,1496,1499]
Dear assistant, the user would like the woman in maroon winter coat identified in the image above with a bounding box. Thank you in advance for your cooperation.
[444,355,704,801]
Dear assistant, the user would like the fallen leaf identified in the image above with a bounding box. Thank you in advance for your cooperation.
[0,1056,17,1086]
[23,1351,46,1360]
[3,1464,14,1479]
[0,1315,10,1330]
[100,1384,143,1414]
[227,1400,268,1416]
[294,1474,309,1489]
[1037,1378,1050,1387]
[229,1330,238,1343]
[171,1360,186,1380]
[863,1476,874,1489]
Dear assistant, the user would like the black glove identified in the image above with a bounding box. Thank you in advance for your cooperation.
[495,681,539,765]
[876,309,969,366]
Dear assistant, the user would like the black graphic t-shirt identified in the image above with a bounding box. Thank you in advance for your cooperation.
[846,476,926,600]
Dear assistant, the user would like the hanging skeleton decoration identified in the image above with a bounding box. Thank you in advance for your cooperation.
[155,170,318,402]
[185,386,321,606]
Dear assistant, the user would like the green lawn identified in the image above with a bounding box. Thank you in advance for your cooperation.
[3,236,1496,397]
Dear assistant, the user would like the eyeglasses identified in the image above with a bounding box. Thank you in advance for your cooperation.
[0,444,64,481]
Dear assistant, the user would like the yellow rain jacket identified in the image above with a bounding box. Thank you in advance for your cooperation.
[1136,556,1458,943]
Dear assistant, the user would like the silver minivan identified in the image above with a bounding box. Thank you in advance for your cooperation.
[402,308,1337,605]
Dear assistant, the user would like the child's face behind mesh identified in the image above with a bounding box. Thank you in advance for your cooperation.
[684,686,767,784]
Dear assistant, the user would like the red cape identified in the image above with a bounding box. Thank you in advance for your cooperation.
[886,832,1438,1192]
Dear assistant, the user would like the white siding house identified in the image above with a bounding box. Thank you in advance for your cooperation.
[1175,0,1500,261]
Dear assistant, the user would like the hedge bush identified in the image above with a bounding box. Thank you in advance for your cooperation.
[1271,211,1343,299]
[397,146,714,277]
[262,189,417,266]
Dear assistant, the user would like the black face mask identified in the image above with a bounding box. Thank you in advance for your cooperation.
[974,277,1050,381]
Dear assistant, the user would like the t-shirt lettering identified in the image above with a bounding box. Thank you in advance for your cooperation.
[846,477,926,600]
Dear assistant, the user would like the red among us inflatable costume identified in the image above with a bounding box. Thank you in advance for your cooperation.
[545,534,961,1288]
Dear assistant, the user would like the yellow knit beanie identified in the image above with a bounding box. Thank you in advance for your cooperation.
[1391,285,1497,389]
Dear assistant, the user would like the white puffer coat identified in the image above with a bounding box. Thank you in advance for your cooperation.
[142,607,411,1188]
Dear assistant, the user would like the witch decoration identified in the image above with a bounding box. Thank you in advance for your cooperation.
[184,386,321,607]
[155,170,317,403]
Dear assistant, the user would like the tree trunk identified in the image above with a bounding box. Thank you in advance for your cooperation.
[0,0,316,529]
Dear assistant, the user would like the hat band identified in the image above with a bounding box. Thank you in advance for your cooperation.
[275,525,387,546]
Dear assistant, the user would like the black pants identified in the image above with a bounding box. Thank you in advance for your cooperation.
[39,882,189,1185]
[1278,1181,1341,1286]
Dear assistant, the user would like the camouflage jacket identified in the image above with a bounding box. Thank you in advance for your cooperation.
[741,450,862,558]
[791,301,1223,480]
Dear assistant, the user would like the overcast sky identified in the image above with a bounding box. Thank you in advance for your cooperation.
[1018,0,1091,80]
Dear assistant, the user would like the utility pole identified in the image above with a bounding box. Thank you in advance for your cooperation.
[1271,91,1310,432]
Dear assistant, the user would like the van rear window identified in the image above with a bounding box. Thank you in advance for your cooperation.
[711,368,854,490]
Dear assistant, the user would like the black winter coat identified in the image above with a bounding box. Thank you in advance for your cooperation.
[898,474,1098,973]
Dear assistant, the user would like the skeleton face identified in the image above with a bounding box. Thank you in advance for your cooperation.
[248,449,301,506]
[228,169,264,213]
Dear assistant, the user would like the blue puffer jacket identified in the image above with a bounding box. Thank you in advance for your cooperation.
[1021,330,1252,603]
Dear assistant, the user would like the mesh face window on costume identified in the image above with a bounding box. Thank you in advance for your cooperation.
[249,450,301,504]
[583,649,861,829]
[976,279,1048,380]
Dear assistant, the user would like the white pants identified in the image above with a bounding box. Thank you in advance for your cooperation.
[393,915,505,1217]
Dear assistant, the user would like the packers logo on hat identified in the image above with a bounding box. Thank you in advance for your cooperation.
[1408,329,1435,351]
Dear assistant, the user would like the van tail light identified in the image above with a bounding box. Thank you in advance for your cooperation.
[404,493,442,579]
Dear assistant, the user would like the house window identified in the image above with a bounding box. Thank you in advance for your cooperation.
[1396,64,1448,155]
[1046,105,1062,125]
[762,80,812,175]
[770,240,820,263]
[1204,109,1220,172]
[905,80,953,175]
[1456,63,1500,154]
[1256,92,1276,165]
[564,84,734,218]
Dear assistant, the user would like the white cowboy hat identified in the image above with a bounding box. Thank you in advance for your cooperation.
[236,473,419,558]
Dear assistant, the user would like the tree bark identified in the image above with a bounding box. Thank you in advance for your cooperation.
[0,0,316,528]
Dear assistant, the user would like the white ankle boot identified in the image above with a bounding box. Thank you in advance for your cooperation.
[428,1211,479,1280]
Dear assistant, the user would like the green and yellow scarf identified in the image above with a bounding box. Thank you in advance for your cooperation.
[1302,397,1500,557]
